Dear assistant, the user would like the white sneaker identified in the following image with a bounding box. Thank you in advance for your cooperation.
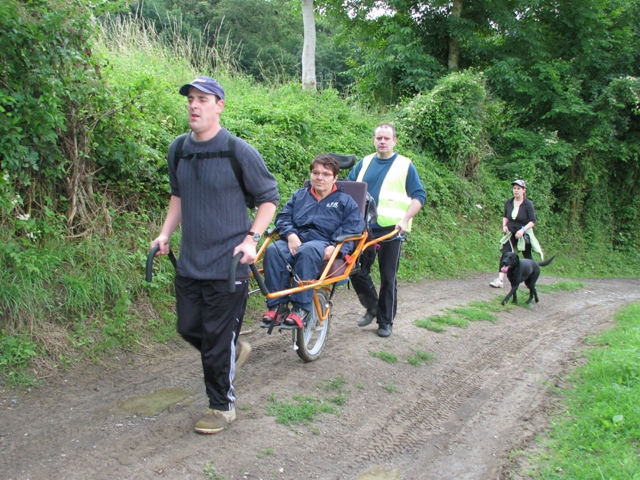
[489,278,503,288]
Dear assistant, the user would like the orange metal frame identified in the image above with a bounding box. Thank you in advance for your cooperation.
[252,228,400,324]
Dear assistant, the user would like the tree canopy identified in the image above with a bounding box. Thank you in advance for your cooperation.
[317,0,640,249]
[128,0,352,89]
[1,0,639,251]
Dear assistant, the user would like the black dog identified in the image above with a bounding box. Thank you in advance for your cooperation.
[500,252,556,305]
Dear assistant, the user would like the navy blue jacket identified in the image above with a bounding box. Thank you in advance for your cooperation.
[276,186,365,255]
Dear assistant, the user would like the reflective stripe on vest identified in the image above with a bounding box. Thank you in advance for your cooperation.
[357,153,413,231]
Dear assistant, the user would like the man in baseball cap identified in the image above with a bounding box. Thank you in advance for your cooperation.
[178,76,226,142]
[151,75,279,434]
[179,76,225,100]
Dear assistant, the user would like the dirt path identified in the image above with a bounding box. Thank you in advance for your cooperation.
[2,275,639,480]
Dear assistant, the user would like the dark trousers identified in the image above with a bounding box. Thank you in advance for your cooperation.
[498,236,532,270]
[174,275,248,411]
[350,238,402,327]
[263,239,328,311]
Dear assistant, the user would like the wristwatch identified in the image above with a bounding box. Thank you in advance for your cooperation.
[248,231,261,242]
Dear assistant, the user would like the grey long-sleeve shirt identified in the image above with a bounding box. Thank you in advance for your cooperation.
[168,128,279,279]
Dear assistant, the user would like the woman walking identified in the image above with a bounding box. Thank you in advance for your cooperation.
[490,179,537,288]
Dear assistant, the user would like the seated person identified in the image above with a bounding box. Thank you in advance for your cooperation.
[261,154,365,328]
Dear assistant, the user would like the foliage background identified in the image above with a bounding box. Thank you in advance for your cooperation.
[0,0,638,383]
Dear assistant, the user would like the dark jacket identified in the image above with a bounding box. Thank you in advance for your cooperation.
[276,186,365,255]
[503,197,536,233]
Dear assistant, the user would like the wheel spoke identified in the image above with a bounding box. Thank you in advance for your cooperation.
[296,289,331,362]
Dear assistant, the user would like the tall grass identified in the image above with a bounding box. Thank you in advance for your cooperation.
[97,12,240,79]
[0,213,177,383]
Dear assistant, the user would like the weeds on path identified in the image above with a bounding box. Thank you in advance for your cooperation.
[414,281,585,333]
[264,376,348,427]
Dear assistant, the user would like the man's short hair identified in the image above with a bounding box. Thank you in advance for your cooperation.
[374,123,397,138]
[310,154,339,177]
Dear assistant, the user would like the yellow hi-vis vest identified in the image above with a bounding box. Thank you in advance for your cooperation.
[357,153,414,232]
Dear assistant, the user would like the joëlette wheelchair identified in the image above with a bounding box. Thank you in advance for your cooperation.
[146,154,399,363]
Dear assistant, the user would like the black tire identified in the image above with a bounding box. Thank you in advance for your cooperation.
[295,288,331,362]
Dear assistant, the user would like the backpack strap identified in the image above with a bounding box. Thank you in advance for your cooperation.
[172,133,189,171]
[225,136,250,204]
[173,133,247,191]
[173,134,252,207]
[174,134,234,166]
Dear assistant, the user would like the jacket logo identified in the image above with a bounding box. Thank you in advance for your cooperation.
[326,202,339,208]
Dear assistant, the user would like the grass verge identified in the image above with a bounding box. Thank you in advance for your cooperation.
[406,350,434,366]
[536,281,585,294]
[370,350,398,363]
[527,301,640,478]
[415,298,508,332]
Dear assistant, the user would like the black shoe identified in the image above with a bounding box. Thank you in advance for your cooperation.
[357,310,376,327]
[377,324,392,337]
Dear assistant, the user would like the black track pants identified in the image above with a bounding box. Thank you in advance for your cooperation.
[174,276,248,410]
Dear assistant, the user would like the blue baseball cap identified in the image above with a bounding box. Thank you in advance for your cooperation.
[179,76,225,100]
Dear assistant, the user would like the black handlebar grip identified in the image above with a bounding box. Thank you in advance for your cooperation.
[228,253,270,295]
[228,252,243,292]
[146,245,178,282]
[146,245,160,282]
[250,263,270,296]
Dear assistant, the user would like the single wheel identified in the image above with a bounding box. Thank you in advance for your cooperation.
[295,288,331,362]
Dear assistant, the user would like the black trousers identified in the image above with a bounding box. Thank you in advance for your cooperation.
[498,235,532,271]
[350,238,403,327]
[174,276,248,410]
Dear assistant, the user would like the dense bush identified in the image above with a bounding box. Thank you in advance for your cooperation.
[396,72,498,178]
[0,1,177,235]
[1,0,99,234]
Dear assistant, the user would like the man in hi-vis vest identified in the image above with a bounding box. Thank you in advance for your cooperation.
[348,124,426,337]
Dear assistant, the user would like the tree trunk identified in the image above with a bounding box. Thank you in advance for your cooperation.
[301,0,317,90]
[447,0,463,71]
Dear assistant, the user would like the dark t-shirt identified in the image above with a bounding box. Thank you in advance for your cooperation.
[167,128,279,279]
[503,197,536,233]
